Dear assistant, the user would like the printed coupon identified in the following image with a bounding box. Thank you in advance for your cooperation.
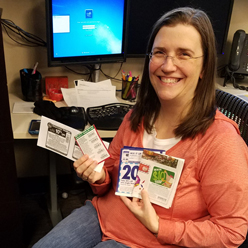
[74,125,110,164]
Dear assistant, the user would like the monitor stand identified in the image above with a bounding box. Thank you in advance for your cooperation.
[93,64,100,82]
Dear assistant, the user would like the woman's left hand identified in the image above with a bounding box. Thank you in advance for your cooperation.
[120,189,159,234]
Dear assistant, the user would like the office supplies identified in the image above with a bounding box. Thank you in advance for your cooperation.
[45,76,68,100]
[13,102,34,113]
[20,68,42,102]
[32,62,38,74]
[121,70,126,80]
[59,106,87,130]
[86,103,133,130]
[122,73,139,100]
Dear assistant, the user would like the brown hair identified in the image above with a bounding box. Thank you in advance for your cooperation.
[129,7,217,139]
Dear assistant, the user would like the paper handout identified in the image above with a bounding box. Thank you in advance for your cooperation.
[37,116,109,172]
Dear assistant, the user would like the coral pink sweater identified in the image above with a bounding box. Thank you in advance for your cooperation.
[91,110,248,248]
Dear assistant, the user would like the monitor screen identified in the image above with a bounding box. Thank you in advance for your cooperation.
[127,0,234,57]
[46,0,129,66]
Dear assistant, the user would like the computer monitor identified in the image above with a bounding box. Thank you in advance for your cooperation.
[126,0,234,57]
[45,0,129,67]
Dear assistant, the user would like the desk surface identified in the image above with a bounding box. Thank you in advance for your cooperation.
[216,76,248,95]
[9,93,124,139]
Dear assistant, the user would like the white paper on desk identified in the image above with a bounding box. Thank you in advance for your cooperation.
[61,88,78,107]
[76,79,112,87]
[13,102,35,113]
[76,85,118,109]
[37,116,109,172]
[61,79,119,108]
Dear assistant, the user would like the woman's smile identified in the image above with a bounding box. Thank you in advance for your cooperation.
[159,77,181,84]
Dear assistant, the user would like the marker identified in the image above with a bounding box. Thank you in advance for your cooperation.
[121,70,126,80]
[32,62,38,75]
[135,75,140,81]
[126,80,137,98]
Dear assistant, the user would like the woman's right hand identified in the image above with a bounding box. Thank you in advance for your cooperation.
[73,154,105,184]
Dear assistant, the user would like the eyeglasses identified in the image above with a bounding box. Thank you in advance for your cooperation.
[148,51,204,66]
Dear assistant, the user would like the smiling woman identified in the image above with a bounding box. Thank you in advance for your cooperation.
[148,24,204,122]
[33,7,248,248]
[131,7,217,139]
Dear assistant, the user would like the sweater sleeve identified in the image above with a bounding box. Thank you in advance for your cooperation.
[157,127,248,247]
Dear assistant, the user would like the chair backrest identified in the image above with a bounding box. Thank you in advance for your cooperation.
[216,89,248,145]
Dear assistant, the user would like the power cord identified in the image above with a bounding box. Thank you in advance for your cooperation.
[224,66,248,91]
[1,18,46,47]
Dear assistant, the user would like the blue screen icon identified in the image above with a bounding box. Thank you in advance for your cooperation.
[85,9,93,18]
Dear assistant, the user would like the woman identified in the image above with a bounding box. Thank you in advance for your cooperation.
[33,7,248,248]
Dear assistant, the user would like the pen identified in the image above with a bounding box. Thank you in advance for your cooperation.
[121,70,126,80]
[32,62,38,75]
[135,75,140,81]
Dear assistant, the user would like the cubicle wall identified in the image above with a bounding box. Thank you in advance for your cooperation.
[0,8,22,247]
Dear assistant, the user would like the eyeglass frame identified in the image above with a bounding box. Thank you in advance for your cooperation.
[148,51,204,66]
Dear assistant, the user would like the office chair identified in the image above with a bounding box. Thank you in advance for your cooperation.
[216,89,248,145]
[216,89,248,248]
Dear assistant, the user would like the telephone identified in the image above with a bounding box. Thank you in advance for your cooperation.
[228,29,248,74]
[224,29,248,90]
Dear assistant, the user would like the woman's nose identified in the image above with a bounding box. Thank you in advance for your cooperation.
[160,57,177,72]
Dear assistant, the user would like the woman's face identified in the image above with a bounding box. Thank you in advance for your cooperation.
[149,24,204,106]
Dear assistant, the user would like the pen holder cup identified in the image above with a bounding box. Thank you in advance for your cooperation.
[20,69,42,102]
[121,79,138,101]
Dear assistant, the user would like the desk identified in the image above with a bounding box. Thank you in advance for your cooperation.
[9,93,130,226]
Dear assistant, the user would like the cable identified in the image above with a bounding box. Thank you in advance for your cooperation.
[225,66,248,91]
[1,18,46,47]
[99,62,123,82]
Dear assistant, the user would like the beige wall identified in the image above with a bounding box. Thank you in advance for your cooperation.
[1,0,248,177]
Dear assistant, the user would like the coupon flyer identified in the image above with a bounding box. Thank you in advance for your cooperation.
[115,147,165,197]
[115,148,185,209]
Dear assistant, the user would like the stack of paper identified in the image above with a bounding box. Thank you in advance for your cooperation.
[61,79,119,109]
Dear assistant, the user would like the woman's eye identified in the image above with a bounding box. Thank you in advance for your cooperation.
[154,51,164,56]
[178,53,191,59]
[182,53,190,57]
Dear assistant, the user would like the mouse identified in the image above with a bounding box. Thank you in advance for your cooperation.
[70,106,80,115]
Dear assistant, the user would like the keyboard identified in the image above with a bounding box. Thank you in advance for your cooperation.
[86,103,133,130]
